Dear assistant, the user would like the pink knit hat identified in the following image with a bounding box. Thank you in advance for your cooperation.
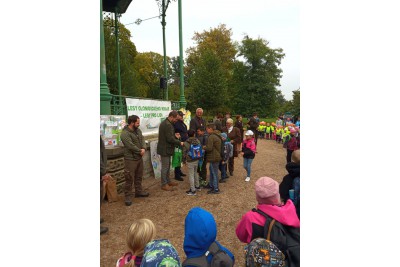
[255,177,281,205]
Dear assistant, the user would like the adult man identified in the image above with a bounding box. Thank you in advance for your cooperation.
[157,111,184,191]
[189,108,206,137]
[120,115,149,206]
[205,123,222,194]
[100,136,111,234]
[221,112,231,128]
[248,112,260,144]
[276,116,283,127]
[222,118,242,177]
[174,110,188,181]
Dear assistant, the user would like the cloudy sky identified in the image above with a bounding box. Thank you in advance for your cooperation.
[117,0,299,100]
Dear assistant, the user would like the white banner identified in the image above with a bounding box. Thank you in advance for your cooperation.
[126,98,171,136]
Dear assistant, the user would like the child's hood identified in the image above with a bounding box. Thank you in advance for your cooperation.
[183,207,217,258]
[186,137,201,145]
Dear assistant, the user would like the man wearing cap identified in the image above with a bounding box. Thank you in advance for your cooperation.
[157,111,184,191]
[174,110,188,181]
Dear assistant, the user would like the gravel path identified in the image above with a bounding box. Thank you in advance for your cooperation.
[101,137,289,266]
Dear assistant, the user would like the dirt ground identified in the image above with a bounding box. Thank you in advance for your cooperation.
[100,137,289,267]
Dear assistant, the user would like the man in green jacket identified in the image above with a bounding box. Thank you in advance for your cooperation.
[120,115,149,206]
[157,111,184,191]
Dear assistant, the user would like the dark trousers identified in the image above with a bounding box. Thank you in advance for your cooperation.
[198,158,207,181]
[219,161,227,179]
[286,149,293,163]
[124,159,144,198]
[228,156,234,174]
[174,166,183,178]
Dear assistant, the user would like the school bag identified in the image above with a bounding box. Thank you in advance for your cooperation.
[245,238,286,267]
[182,241,234,267]
[188,143,204,160]
[252,208,300,267]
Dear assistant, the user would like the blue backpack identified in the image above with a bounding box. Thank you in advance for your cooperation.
[188,143,204,160]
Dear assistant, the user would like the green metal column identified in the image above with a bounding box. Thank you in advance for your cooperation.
[178,0,186,109]
[114,10,123,113]
[100,0,112,115]
[161,0,168,100]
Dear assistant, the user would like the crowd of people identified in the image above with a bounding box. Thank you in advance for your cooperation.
[101,108,301,266]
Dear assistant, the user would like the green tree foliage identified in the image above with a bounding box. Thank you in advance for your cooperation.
[189,50,228,114]
[232,36,285,117]
[132,52,171,99]
[103,16,137,96]
[291,89,300,117]
[185,24,237,113]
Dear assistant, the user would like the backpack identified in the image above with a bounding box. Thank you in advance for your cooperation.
[245,238,286,267]
[189,143,204,160]
[252,208,300,267]
[182,242,234,267]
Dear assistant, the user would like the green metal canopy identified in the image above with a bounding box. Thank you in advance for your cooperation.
[102,0,132,13]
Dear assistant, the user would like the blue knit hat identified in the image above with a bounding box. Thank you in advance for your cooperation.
[140,239,181,267]
[221,133,227,139]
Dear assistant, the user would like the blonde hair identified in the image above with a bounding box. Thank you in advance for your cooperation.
[226,118,233,124]
[126,219,156,257]
[291,150,300,164]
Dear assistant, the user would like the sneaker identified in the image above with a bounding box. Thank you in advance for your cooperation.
[125,197,132,206]
[245,177,251,182]
[195,186,201,191]
[207,189,220,194]
[219,178,227,183]
[186,190,196,196]
[135,191,150,198]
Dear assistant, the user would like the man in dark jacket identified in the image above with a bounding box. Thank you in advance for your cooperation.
[120,115,149,206]
[174,111,188,181]
[100,136,110,234]
[157,111,184,191]
[190,108,206,137]
[248,112,260,144]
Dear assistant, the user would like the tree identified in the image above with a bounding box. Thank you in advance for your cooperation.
[291,89,300,117]
[132,52,171,99]
[232,36,285,117]
[185,24,237,112]
[189,50,228,114]
[103,16,137,96]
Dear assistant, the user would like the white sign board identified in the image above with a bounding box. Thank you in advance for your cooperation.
[126,98,171,136]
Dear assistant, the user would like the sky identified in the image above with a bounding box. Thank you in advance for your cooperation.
[117,0,299,101]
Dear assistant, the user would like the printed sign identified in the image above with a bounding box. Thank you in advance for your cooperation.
[126,98,171,136]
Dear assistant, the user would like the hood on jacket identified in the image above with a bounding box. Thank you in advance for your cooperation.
[285,162,300,178]
[186,137,201,145]
[183,207,217,258]
[256,200,300,227]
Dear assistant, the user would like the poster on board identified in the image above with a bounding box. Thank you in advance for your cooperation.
[126,98,171,136]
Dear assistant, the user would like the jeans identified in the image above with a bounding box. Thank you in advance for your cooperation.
[209,162,219,190]
[243,157,254,177]
[187,161,200,191]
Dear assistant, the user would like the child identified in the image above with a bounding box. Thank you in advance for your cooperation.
[279,149,300,219]
[271,123,276,140]
[235,177,300,267]
[205,123,222,194]
[265,123,271,140]
[286,128,299,163]
[182,129,202,196]
[219,132,233,183]
[116,219,156,267]
[183,207,235,267]
[241,130,256,182]
[196,126,208,187]
[275,126,282,143]
[141,239,181,267]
